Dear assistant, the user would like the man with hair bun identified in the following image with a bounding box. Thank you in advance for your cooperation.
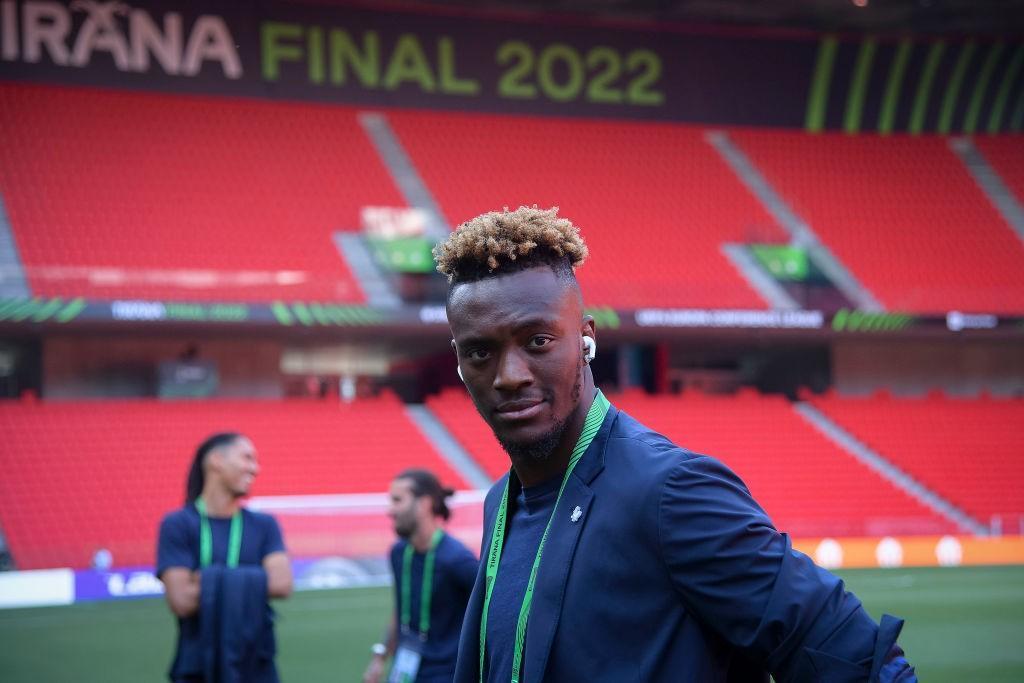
[364,469,478,683]
[438,206,915,682]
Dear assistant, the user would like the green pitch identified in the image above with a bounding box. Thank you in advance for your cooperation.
[1,565,1021,682]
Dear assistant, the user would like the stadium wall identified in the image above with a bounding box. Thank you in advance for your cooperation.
[832,338,1024,396]
[42,336,284,399]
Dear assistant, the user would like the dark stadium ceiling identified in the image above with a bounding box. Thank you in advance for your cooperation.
[358,0,1024,34]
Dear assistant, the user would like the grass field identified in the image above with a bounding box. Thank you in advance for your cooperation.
[1,565,1022,681]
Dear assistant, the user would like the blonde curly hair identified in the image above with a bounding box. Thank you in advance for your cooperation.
[433,206,588,282]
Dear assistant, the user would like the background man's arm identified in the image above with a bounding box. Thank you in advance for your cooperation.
[363,615,398,683]
[263,551,293,599]
[160,567,200,618]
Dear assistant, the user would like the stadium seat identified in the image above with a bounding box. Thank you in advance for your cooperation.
[0,82,406,303]
[427,388,508,481]
[811,392,1024,526]
[0,395,467,569]
[730,131,1024,313]
[975,137,1024,209]
[388,111,788,309]
[610,390,955,537]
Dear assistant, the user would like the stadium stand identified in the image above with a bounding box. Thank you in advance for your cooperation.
[610,389,956,537]
[388,110,788,309]
[811,391,1024,528]
[0,83,405,303]
[0,394,466,569]
[975,136,1024,207]
[730,131,1024,314]
[427,388,508,481]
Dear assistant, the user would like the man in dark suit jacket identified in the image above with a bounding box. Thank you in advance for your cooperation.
[433,206,916,682]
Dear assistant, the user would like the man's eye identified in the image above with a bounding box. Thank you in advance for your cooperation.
[466,349,490,361]
[528,336,552,348]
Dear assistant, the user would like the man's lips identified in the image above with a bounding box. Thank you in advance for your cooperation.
[494,398,545,421]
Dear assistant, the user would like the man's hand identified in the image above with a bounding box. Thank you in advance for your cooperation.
[362,654,387,683]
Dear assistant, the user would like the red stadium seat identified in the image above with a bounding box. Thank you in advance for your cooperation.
[730,131,1024,313]
[975,137,1024,208]
[428,388,508,481]
[608,390,954,537]
[811,392,1024,525]
[0,395,467,569]
[388,110,788,309]
[0,82,406,302]
[427,388,955,537]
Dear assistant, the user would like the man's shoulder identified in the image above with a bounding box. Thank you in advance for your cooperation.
[605,409,702,471]
[389,538,408,559]
[160,505,196,530]
[241,508,280,530]
[439,532,476,562]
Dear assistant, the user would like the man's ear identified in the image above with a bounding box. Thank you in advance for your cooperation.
[581,315,596,344]
[451,340,465,383]
[417,494,434,518]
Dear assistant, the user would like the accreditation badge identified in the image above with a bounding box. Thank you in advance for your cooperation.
[388,632,424,683]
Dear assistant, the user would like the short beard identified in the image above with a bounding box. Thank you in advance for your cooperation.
[496,359,584,463]
[498,413,572,463]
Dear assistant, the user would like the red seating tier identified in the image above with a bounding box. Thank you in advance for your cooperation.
[610,389,955,537]
[975,136,1024,208]
[0,396,465,569]
[730,131,1024,313]
[811,392,1024,524]
[427,388,508,481]
[388,110,787,309]
[0,82,406,302]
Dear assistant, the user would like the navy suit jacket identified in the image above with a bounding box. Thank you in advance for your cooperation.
[455,405,906,682]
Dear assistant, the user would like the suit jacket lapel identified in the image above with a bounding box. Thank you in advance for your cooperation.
[521,405,617,682]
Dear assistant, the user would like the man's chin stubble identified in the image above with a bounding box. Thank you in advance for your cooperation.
[498,415,571,463]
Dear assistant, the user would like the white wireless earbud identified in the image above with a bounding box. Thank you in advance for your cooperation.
[583,336,597,364]
[457,364,465,383]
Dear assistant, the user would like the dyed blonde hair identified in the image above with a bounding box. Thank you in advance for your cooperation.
[433,206,588,282]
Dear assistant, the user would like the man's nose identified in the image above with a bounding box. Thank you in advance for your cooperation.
[493,348,533,391]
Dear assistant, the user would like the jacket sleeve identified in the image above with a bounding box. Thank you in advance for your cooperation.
[657,453,911,682]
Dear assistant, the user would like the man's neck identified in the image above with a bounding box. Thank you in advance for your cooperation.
[199,484,242,518]
[513,382,598,488]
[410,518,440,553]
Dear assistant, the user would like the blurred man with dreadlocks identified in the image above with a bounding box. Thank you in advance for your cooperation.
[364,469,478,683]
[156,432,292,682]
[438,206,915,683]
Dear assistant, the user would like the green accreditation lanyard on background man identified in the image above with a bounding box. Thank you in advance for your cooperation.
[479,390,611,683]
[195,498,243,568]
[390,527,445,683]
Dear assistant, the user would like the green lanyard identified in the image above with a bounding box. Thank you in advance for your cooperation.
[401,528,444,640]
[479,390,610,683]
[195,498,243,568]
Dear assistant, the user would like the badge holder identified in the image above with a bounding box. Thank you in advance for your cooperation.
[387,629,425,683]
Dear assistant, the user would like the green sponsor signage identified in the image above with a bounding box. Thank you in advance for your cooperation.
[0,297,86,323]
[831,308,914,332]
[368,237,437,274]
[271,302,383,326]
[750,245,810,281]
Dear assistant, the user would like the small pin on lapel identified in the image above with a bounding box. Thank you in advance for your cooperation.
[570,506,583,523]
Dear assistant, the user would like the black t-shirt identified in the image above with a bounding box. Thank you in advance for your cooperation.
[156,505,286,679]
[482,474,562,683]
[389,532,479,682]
